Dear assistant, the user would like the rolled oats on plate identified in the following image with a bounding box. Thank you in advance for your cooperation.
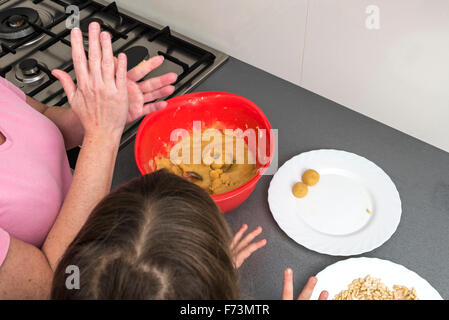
[333,275,418,300]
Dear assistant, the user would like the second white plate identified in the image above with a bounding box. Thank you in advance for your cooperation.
[268,149,402,256]
[312,257,442,300]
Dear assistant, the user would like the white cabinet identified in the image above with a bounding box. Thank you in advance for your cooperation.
[301,0,449,152]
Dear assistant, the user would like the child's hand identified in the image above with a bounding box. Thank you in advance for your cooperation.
[116,55,177,124]
[282,268,329,300]
[230,224,267,268]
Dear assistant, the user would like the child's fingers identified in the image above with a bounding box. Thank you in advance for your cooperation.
[141,101,168,116]
[230,224,248,249]
[237,239,267,257]
[282,268,294,300]
[234,226,262,253]
[318,290,329,300]
[297,276,318,300]
[127,55,164,82]
[138,72,177,93]
[234,239,266,268]
[142,85,175,103]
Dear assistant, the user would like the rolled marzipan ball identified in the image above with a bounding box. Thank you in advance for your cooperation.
[292,182,308,198]
[302,169,320,186]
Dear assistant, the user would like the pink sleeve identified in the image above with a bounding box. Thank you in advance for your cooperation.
[0,227,10,267]
[0,76,26,101]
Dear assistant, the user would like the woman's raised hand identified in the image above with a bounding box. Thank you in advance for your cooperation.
[282,268,329,300]
[52,22,128,139]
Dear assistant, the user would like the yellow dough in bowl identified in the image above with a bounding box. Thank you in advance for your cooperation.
[292,182,308,198]
[154,129,257,195]
[302,169,320,186]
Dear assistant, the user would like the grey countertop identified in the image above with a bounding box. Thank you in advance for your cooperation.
[112,57,449,300]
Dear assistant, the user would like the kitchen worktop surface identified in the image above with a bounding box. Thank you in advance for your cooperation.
[112,57,449,300]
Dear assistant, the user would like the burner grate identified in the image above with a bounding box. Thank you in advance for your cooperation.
[1,1,216,102]
[0,0,227,161]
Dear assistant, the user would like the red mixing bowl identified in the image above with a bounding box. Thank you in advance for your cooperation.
[134,91,275,212]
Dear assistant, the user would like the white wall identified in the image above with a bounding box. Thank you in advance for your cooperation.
[301,0,449,152]
[112,0,449,153]
[111,0,309,85]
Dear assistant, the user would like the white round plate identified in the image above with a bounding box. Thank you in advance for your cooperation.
[268,149,402,256]
[312,257,442,300]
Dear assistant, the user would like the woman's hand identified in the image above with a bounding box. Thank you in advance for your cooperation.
[52,22,128,139]
[230,224,267,268]
[122,56,177,123]
[282,268,329,300]
[42,22,131,271]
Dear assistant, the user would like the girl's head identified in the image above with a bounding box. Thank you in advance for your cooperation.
[51,169,238,299]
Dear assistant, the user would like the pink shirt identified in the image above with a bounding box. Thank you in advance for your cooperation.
[0,77,72,267]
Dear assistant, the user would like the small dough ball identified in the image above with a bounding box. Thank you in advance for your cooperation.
[211,162,224,170]
[211,178,223,190]
[302,169,320,186]
[292,182,308,198]
[210,169,222,179]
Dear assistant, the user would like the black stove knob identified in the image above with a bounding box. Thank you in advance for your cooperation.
[7,15,26,28]
[19,59,39,76]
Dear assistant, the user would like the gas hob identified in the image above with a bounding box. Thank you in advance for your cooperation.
[0,0,228,167]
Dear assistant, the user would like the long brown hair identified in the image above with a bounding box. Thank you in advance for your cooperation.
[51,169,238,299]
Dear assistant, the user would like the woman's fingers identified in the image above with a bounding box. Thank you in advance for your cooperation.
[51,69,76,102]
[143,85,175,103]
[282,268,294,300]
[63,23,129,137]
[138,72,178,93]
[87,22,102,83]
[70,28,89,88]
[127,55,165,82]
[297,276,318,300]
[234,226,263,253]
[100,31,115,84]
[234,239,266,268]
[115,53,128,91]
[318,290,329,300]
[230,224,248,250]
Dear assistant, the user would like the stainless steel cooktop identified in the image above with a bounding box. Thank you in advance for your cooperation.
[0,0,228,166]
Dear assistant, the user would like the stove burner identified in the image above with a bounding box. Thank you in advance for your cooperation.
[124,46,150,70]
[79,12,123,45]
[7,15,26,28]
[80,17,104,34]
[15,59,46,84]
[80,17,114,46]
[0,7,42,40]
[19,58,39,76]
